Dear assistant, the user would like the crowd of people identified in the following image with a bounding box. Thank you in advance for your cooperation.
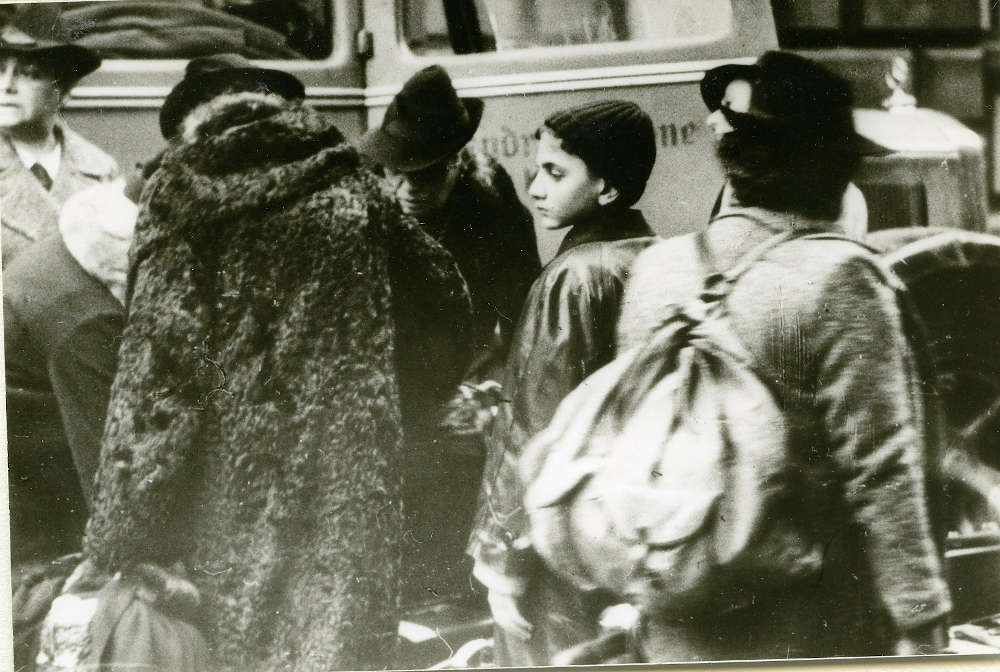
[2,5,960,672]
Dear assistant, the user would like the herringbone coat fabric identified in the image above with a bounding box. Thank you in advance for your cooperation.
[84,95,471,671]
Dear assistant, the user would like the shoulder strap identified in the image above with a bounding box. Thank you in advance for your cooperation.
[697,215,811,303]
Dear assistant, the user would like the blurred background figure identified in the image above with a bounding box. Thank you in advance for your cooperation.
[0,4,118,267]
[5,178,137,595]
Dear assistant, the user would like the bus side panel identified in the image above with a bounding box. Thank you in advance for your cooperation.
[369,80,722,263]
[63,105,367,178]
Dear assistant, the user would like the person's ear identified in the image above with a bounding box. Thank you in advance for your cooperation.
[596,179,620,207]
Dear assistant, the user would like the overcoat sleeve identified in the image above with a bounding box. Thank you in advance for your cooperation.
[810,256,951,633]
[84,184,218,570]
[384,209,474,436]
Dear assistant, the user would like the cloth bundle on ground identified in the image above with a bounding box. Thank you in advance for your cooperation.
[83,92,472,671]
[30,557,209,671]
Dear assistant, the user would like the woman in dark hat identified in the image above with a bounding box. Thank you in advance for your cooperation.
[83,54,473,671]
[0,5,118,266]
[615,51,950,661]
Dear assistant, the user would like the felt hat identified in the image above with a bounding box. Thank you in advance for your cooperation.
[0,4,101,85]
[159,53,305,140]
[358,65,484,171]
[701,51,883,153]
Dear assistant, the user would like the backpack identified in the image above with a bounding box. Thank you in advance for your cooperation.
[520,229,829,616]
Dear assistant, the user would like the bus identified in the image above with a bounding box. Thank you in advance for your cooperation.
[7,1,1000,663]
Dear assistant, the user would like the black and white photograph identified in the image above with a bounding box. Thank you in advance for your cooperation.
[2,1,1000,670]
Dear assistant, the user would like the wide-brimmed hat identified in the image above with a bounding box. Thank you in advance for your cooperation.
[0,5,101,85]
[701,51,884,153]
[159,53,305,140]
[358,65,484,171]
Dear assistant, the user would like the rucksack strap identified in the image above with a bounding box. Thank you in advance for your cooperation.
[696,219,807,305]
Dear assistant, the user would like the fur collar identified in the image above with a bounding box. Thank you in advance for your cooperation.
[179,91,289,145]
[142,98,359,254]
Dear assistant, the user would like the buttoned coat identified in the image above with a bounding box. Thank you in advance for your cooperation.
[1,122,119,266]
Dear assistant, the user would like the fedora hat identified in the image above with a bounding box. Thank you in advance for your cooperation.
[701,51,885,154]
[0,4,101,85]
[159,53,306,140]
[358,65,484,171]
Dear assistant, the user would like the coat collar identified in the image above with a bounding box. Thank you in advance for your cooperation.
[557,208,653,256]
[0,121,117,179]
[713,183,839,233]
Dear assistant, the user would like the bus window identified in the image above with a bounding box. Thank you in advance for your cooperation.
[51,0,333,60]
[402,0,732,55]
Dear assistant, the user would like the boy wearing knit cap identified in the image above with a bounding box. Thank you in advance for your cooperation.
[468,100,657,666]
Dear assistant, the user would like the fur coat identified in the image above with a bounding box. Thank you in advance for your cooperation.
[84,93,472,671]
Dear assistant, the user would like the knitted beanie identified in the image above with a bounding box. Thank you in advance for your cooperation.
[542,100,656,207]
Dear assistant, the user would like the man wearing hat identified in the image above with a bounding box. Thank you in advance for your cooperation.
[0,6,119,267]
[615,51,950,661]
[359,65,541,607]
[83,55,473,671]
[359,65,541,384]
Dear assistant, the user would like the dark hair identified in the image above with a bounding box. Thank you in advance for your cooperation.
[716,113,859,221]
[539,100,656,208]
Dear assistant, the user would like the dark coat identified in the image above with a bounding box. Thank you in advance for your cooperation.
[617,208,950,660]
[5,236,124,577]
[468,209,655,666]
[84,95,471,671]
[421,145,541,371]
[1,123,119,267]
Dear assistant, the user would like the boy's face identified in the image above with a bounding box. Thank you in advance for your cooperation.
[528,129,606,230]
[0,54,63,134]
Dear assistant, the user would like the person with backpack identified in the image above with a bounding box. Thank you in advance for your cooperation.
[467,100,658,666]
[598,51,949,660]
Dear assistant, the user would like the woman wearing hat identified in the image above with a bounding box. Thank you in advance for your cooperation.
[0,8,119,267]
[615,51,950,661]
[83,55,473,671]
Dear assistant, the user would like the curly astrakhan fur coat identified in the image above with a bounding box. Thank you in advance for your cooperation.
[84,93,472,671]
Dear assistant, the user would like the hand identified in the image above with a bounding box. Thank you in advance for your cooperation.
[487,589,533,641]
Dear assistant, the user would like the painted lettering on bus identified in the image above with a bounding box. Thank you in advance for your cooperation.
[658,121,699,147]
[479,120,700,160]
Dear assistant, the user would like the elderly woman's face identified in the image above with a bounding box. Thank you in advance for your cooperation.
[0,55,63,133]
[706,79,752,139]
